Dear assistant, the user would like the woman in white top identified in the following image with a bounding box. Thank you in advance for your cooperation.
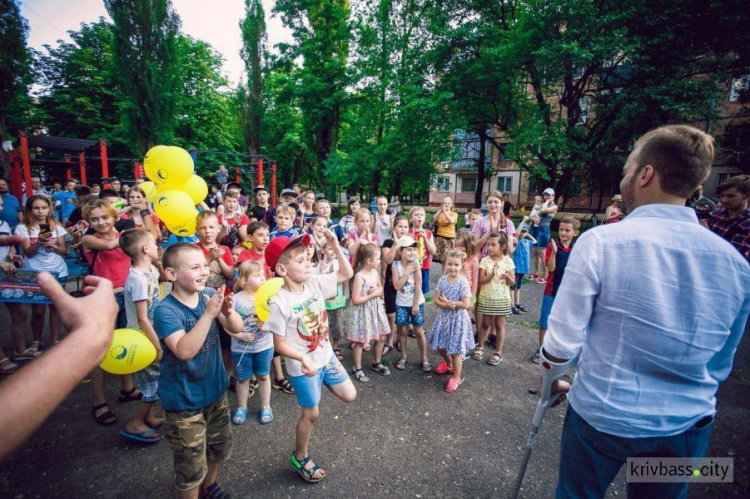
[15,194,69,351]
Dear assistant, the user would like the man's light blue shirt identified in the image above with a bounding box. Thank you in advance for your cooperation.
[543,204,750,438]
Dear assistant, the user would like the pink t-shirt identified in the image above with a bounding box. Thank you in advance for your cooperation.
[84,232,131,288]
[461,255,478,292]
[472,217,516,257]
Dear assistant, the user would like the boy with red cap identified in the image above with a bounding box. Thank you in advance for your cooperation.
[261,229,356,483]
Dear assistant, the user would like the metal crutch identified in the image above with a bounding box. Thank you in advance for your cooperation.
[511,349,581,498]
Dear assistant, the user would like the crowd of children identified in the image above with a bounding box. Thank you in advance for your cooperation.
[0,180,583,495]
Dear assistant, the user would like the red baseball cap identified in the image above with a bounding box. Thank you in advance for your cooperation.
[264,234,312,272]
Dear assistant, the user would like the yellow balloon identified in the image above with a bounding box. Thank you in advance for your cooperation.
[154,190,196,227]
[145,146,193,189]
[255,278,284,322]
[143,145,167,182]
[167,211,198,236]
[140,181,159,202]
[99,328,157,375]
[182,175,208,205]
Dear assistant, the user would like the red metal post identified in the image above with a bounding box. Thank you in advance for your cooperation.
[257,158,264,186]
[271,163,277,208]
[235,166,240,184]
[100,140,109,181]
[79,152,87,186]
[19,132,32,202]
[9,150,23,203]
[65,155,72,180]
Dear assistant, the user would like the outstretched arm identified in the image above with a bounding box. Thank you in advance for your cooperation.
[0,273,117,462]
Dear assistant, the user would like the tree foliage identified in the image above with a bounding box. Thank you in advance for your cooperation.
[0,0,33,176]
[104,0,181,155]
[239,0,266,156]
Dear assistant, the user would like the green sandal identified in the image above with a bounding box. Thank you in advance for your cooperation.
[290,453,325,483]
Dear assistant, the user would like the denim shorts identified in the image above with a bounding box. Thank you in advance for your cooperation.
[511,273,525,291]
[232,347,274,380]
[536,226,551,249]
[539,294,556,329]
[395,304,425,327]
[288,354,348,408]
[114,292,127,329]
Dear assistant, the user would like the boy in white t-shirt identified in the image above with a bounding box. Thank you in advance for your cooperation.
[262,230,356,484]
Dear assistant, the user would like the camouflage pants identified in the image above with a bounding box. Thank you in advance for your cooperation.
[164,393,233,491]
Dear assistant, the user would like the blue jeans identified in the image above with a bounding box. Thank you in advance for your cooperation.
[556,407,714,499]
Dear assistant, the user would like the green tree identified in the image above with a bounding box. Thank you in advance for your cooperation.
[0,0,33,177]
[275,0,351,189]
[239,0,266,156]
[104,0,181,155]
[35,20,128,155]
[172,35,242,160]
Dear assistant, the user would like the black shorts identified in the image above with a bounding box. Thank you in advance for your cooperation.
[384,286,397,314]
[217,321,231,349]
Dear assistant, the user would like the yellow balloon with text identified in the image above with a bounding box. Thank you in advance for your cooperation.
[167,212,198,237]
[255,278,284,322]
[182,175,208,205]
[99,328,157,375]
[154,190,197,228]
[144,145,193,189]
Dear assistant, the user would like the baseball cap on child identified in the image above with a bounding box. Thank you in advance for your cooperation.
[253,184,268,193]
[395,236,418,249]
[265,234,312,271]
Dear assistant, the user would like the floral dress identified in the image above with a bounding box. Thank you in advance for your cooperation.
[346,270,390,343]
[427,275,475,355]
[477,255,515,315]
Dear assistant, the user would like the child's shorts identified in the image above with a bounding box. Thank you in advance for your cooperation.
[328,307,345,339]
[384,287,397,315]
[539,294,556,329]
[511,273,526,291]
[288,354,348,408]
[164,393,232,491]
[114,292,127,329]
[395,304,425,327]
[421,269,430,295]
[132,361,160,403]
[232,347,274,381]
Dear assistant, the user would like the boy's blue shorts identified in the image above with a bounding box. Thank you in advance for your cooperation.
[288,354,348,408]
[395,304,425,327]
[232,347,274,381]
[539,294,556,329]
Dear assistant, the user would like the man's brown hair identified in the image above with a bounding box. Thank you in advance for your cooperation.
[716,175,749,196]
[635,125,714,198]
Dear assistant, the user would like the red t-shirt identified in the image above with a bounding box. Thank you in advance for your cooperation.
[218,213,250,228]
[409,228,433,270]
[83,232,131,288]
[236,249,271,279]
[196,242,234,295]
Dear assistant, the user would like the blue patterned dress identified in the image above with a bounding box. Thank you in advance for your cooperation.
[427,275,475,355]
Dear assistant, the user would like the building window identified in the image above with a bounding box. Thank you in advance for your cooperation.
[461,177,477,193]
[437,175,451,191]
[730,75,750,103]
[497,176,512,193]
[715,173,732,190]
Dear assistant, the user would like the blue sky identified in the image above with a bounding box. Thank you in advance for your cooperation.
[19,0,291,86]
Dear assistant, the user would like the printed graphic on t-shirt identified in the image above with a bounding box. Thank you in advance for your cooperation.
[294,297,330,352]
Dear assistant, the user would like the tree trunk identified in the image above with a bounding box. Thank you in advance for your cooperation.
[474,127,488,208]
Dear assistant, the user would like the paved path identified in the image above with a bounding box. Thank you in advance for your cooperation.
[0,265,747,497]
